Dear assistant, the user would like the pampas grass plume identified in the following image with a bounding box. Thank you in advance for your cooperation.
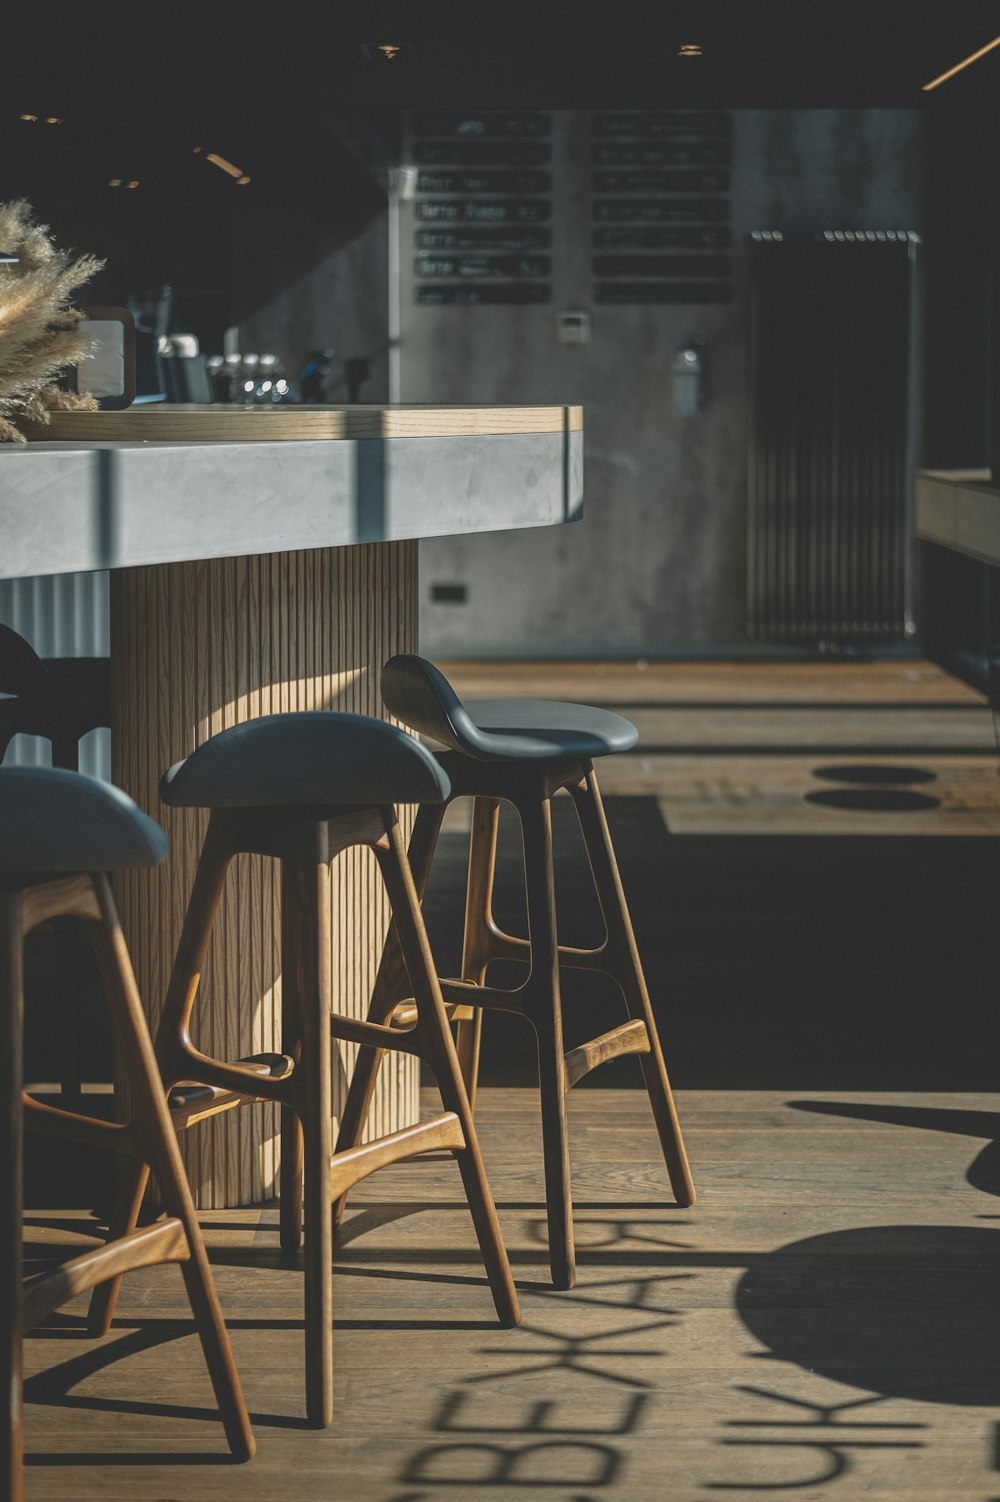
[0,199,105,442]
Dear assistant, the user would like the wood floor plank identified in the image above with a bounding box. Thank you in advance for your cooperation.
[19,1087,1000,1502]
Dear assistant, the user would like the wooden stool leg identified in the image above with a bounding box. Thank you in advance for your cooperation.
[1,893,25,1502]
[456,797,501,1109]
[85,1160,151,1336]
[519,795,575,1289]
[283,836,334,1428]
[332,802,447,1228]
[88,816,234,1335]
[89,877,255,1460]
[570,771,695,1208]
[376,817,520,1328]
[280,890,304,1255]
[331,1040,385,1229]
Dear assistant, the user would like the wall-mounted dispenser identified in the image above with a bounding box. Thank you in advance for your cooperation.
[557,309,591,345]
[672,345,703,414]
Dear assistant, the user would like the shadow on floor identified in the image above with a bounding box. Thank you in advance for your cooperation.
[420,796,1000,1092]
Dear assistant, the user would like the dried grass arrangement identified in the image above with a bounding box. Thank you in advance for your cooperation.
[0,199,104,442]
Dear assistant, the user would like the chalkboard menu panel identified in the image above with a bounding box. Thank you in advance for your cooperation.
[418,169,552,195]
[594,142,731,168]
[594,226,731,250]
[416,142,551,167]
[417,227,552,251]
[595,198,730,224]
[591,111,733,306]
[413,113,551,138]
[594,112,731,138]
[413,111,554,309]
[594,168,730,195]
[417,284,552,306]
[417,199,551,223]
[594,254,729,279]
[416,255,551,279]
[595,281,731,305]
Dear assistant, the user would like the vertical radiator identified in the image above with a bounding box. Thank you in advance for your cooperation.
[746,231,919,646]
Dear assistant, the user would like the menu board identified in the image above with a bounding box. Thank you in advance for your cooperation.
[412,114,553,307]
[592,112,732,305]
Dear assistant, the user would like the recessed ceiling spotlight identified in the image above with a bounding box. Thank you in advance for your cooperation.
[126,180,139,189]
[108,179,122,187]
[43,116,63,125]
[237,175,251,185]
[192,146,203,154]
[18,114,38,122]
[361,43,415,61]
[678,44,703,57]
[923,33,1000,90]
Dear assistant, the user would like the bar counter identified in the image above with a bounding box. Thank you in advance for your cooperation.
[1,404,583,1206]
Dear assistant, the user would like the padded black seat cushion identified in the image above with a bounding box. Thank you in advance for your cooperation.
[0,767,168,875]
[160,711,452,810]
[381,655,639,762]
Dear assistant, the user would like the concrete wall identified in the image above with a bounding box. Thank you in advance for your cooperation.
[238,213,392,404]
[401,110,920,658]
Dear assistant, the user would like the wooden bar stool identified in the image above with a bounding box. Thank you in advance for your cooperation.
[87,711,520,1430]
[0,623,113,1112]
[0,767,254,1502]
[338,655,695,1291]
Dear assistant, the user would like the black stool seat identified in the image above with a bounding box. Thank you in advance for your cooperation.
[0,767,167,876]
[381,655,638,761]
[160,711,451,810]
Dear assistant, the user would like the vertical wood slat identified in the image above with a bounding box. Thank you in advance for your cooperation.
[110,541,418,1208]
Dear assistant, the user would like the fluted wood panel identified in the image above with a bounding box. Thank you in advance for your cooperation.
[110,541,418,1207]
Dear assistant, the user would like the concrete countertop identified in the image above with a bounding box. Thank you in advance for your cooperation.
[0,405,583,579]
[916,468,1000,566]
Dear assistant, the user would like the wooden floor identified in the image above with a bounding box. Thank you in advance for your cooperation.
[445,659,1000,835]
[19,659,1000,1499]
[22,1086,1000,1500]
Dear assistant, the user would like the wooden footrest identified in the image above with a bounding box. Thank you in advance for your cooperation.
[169,1052,294,1126]
[563,1019,650,1089]
[21,1218,189,1332]
[329,1112,466,1202]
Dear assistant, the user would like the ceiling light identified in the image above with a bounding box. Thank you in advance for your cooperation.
[205,151,246,180]
[43,116,62,124]
[126,180,139,189]
[678,44,703,57]
[19,114,37,122]
[108,179,122,187]
[361,43,414,61]
[237,175,251,185]
[923,33,1000,90]
[192,146,202,154]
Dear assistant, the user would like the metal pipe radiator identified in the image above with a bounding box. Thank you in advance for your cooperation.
[746,231,919,647]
